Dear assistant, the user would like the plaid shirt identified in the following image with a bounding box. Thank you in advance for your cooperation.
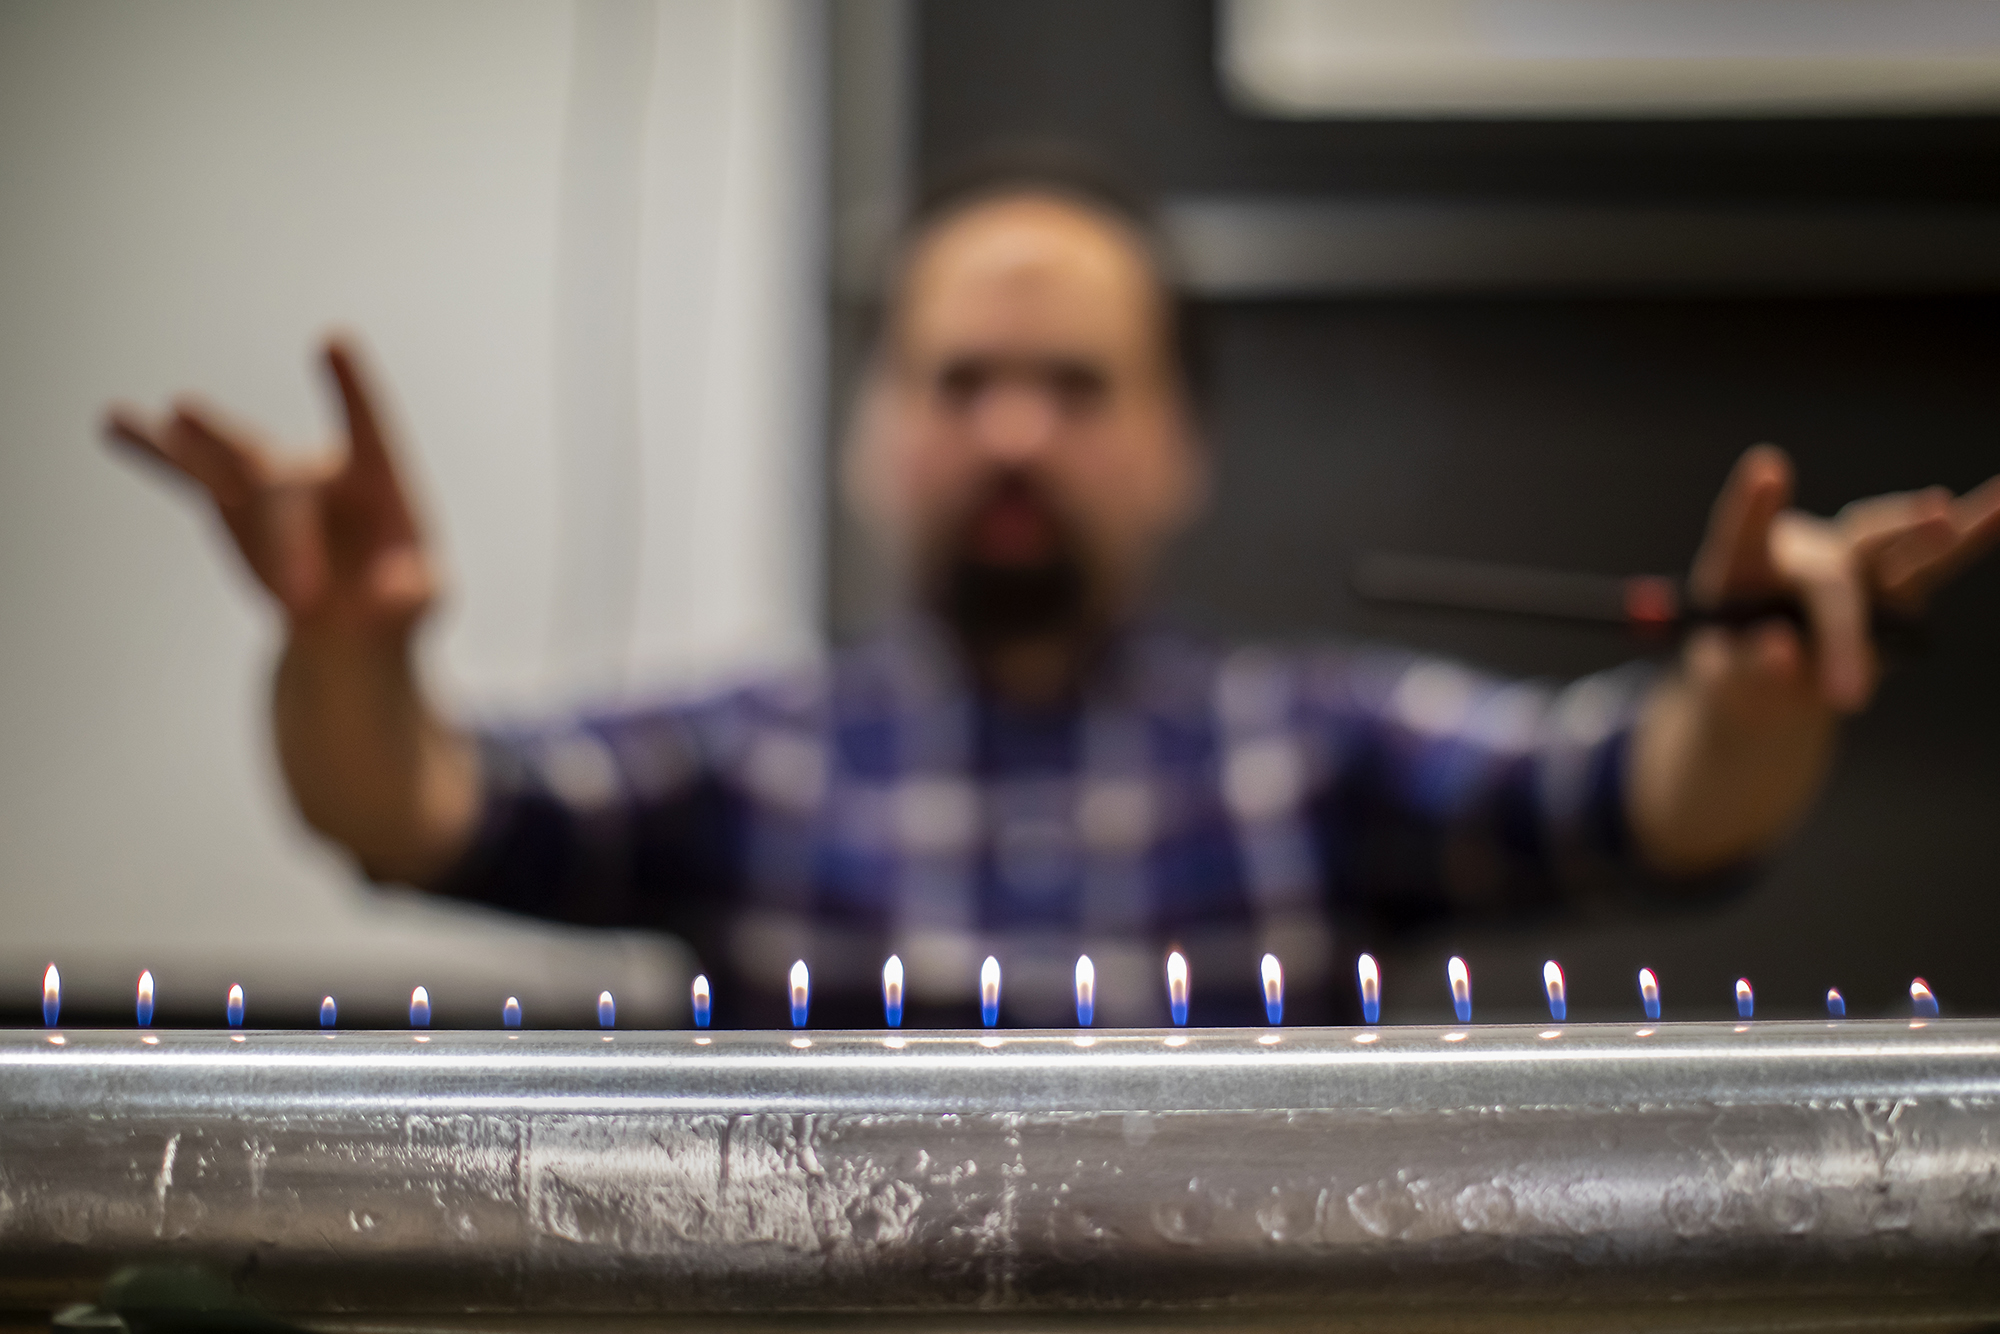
[437,622,1661,1028]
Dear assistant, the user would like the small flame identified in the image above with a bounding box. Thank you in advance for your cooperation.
[136,970,155,1028]
[595,990,614,1028]
[410,986,431,1028]
[1166,950,1189,1027]
[1357,953,1380,1025]
[881,956,903,1029]
[1447,956,1472,1024]
[1735,977,1754,1020]
[503,996,522,1029]
[1261,953,1284,1026]
[1638,967,1661,1021]
[1826,987,1846,1018]
[1911,978,1939,1018]
[226,983,244,1028]
[42,963,59,1028]
[692,974,711,1030]
[320,996,337,1028]
[980,955,1002,1028]
[1074,955,1095,1027]
[1542,960,1565,1023]
[789,960,810,1029]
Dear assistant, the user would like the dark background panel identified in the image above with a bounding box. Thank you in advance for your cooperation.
[907,0,2000,1021]
[1168,296,2000,699]
[1164,295,2000,1023]
[918,0,2000,203]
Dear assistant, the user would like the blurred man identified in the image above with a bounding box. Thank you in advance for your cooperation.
[108,168,2000,1027]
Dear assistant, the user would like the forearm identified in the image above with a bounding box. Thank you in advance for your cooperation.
[271,626,480,886]
[1625,660,1837,876]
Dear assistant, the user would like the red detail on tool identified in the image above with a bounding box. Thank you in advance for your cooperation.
[1624,576,1680,636]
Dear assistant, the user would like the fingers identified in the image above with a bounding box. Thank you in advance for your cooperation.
[262,480,330,616]
[1952,471,2000,538]
[103,398,266,508]
[1682,621,1811,723]
[1871,513,1958,607]
[103,403,177,469]
[365,546,438,624]
[1924,471,2000,588]
[324,334,389,473]
[322,334,421,544]
[1847,473,2000,609]
[1793,554,1875,712]
[165,398,274,507]
[1689,444,1793,604]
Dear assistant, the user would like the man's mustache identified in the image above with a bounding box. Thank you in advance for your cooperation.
[933,480,1091,646]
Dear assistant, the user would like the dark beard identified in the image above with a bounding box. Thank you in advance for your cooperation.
[938,553,1088,652]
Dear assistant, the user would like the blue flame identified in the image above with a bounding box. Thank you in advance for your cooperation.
[1361,997,1379,1024]
[42,964,58,1028]
[881,957,902,1029]
[320,996,337,1028]
[227,986,244,1028]
[1912,981,1939,1018]
[789,961,809,1029]
[1644,995,1661,1021]
[503,997,522,1029]
[136,973,154,1028]
[1449,958,1472,1024]
[1736,982,1754,1020]
[693,976,711,1029]
[980,957,1001,1028]
[1826,988,1845,1017]
[1265,994,1282,1026]
[410,987,431,1028]
[1548,996,1565,1023]
[598,991,616,1028]
[1077,994,1093,1027]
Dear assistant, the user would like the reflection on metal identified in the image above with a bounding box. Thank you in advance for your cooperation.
[4,1022,2000,1328]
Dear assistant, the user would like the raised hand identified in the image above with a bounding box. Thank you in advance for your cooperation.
[104,335,435,636]
[104,336,473,885]
[1686,444,2000,714]
[1634,444,2000,875]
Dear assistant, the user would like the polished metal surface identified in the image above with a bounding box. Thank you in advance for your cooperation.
[3,1020,1999,1329]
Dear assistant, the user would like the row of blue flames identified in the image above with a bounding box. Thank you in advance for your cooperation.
[37,955,1943,1029]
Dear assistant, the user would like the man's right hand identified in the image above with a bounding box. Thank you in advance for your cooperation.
[106,336,436,635]
[105,335,478,885]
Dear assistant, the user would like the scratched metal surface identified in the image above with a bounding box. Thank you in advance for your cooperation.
[2,1021,1999,1329]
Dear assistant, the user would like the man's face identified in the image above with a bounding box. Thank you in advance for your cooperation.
[848,193,1203,651]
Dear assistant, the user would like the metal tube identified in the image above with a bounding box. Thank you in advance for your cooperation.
[4,1020,1999,1328]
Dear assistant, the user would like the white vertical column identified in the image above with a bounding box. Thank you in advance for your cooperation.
[546,0,658,698]
[628,0,827,689]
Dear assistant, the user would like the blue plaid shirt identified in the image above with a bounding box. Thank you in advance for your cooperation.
[437,622,1662,1027]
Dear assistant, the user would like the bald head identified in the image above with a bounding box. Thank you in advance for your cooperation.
[847,192,1204,681]
[892,192,1182,398]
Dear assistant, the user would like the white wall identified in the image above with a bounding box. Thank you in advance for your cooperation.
[0,0,825,1025]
